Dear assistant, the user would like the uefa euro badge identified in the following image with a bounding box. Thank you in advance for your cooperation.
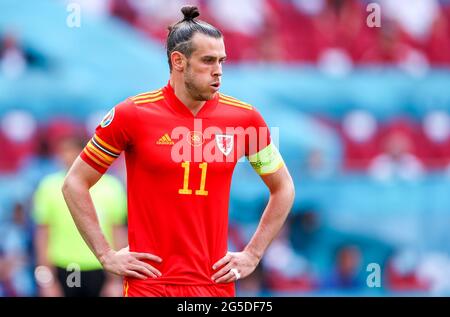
[187,131,204,147]
[215,134,233,156]
[100,108,115,128]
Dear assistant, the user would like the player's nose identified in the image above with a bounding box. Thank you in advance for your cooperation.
[212,62,222,77]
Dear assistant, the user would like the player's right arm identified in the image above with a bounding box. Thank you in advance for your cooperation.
[62,157,162,280]
[62,101,162,280]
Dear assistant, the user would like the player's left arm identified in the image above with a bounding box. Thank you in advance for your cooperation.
[212,165,295,283]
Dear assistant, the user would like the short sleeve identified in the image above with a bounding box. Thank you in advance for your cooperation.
[246,109,284,175]
[80,100,134,174]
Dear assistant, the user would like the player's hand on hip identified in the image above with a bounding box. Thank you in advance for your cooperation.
[211,251,259,284]
[99,246,163,280]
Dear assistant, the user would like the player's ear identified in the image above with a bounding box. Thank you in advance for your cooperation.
[171,51,186,72]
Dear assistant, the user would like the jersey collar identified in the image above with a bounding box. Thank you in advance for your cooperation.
[162,81,218,118]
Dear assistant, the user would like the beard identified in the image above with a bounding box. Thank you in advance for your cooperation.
[184,64,213,101]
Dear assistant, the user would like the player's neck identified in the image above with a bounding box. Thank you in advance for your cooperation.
[169,79,205,116]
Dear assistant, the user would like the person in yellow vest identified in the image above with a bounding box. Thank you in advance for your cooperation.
[32,135,127,297]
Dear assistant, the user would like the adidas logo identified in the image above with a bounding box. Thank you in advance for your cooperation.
[156,133,174,145]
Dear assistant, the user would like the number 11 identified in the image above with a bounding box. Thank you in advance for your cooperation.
[178,162,208,196]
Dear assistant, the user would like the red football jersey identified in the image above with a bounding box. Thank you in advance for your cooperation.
[80,82,284,290]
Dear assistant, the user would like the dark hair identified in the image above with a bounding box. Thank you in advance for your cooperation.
[166,5,222,71]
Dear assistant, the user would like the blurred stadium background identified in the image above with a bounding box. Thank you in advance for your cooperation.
[2,0,450,296]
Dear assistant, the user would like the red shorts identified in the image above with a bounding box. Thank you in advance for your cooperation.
[123,279,235,297]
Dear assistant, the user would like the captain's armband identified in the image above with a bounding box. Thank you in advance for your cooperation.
[247,142,284,175]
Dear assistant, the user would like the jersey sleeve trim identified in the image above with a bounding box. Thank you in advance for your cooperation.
[86,141,115,164]
[247,142,284,175]
[80,149,108,174]
[83,148,109,169]
[92,134,121,156]
[80,134,123,174]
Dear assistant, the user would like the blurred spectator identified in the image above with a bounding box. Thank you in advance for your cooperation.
[292,0,326,16]
[208,0,269,61]
[257,17,284,62]
[18,131,59,194]
[0,110,38,173]
[359,19,430,77]
[0,203,34,296]
[420,111,450,169]
[122,0,202,42]
[301,149,334,179]
[317,48,353,77]
[288,205,394,291]
[0,31,49,77]
[0,132,20,172]
[32,136,127,297]
[110,0,138,24]
[359,19,410,61]
[263,221,316,293]
[369,122,425,181]
[288,206,344,281]
[385,249,450,295]
[416,252,450,295]
[312,0,368,64]
[0,32,27,78]
[426,5,450,65]
[341,110,379,171]
[289,208,323,257]
[208,0,266,35]
[322,244,364,290]
[380,0,440,43]
[386,249,429,293]
[16,118,86,198]
[106,0,450,65]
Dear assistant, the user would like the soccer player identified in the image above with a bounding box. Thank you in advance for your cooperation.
[62,6,295,297]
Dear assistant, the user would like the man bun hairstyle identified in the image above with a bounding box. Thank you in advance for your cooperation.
[166,5,222,71]
[181,5,200,21]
